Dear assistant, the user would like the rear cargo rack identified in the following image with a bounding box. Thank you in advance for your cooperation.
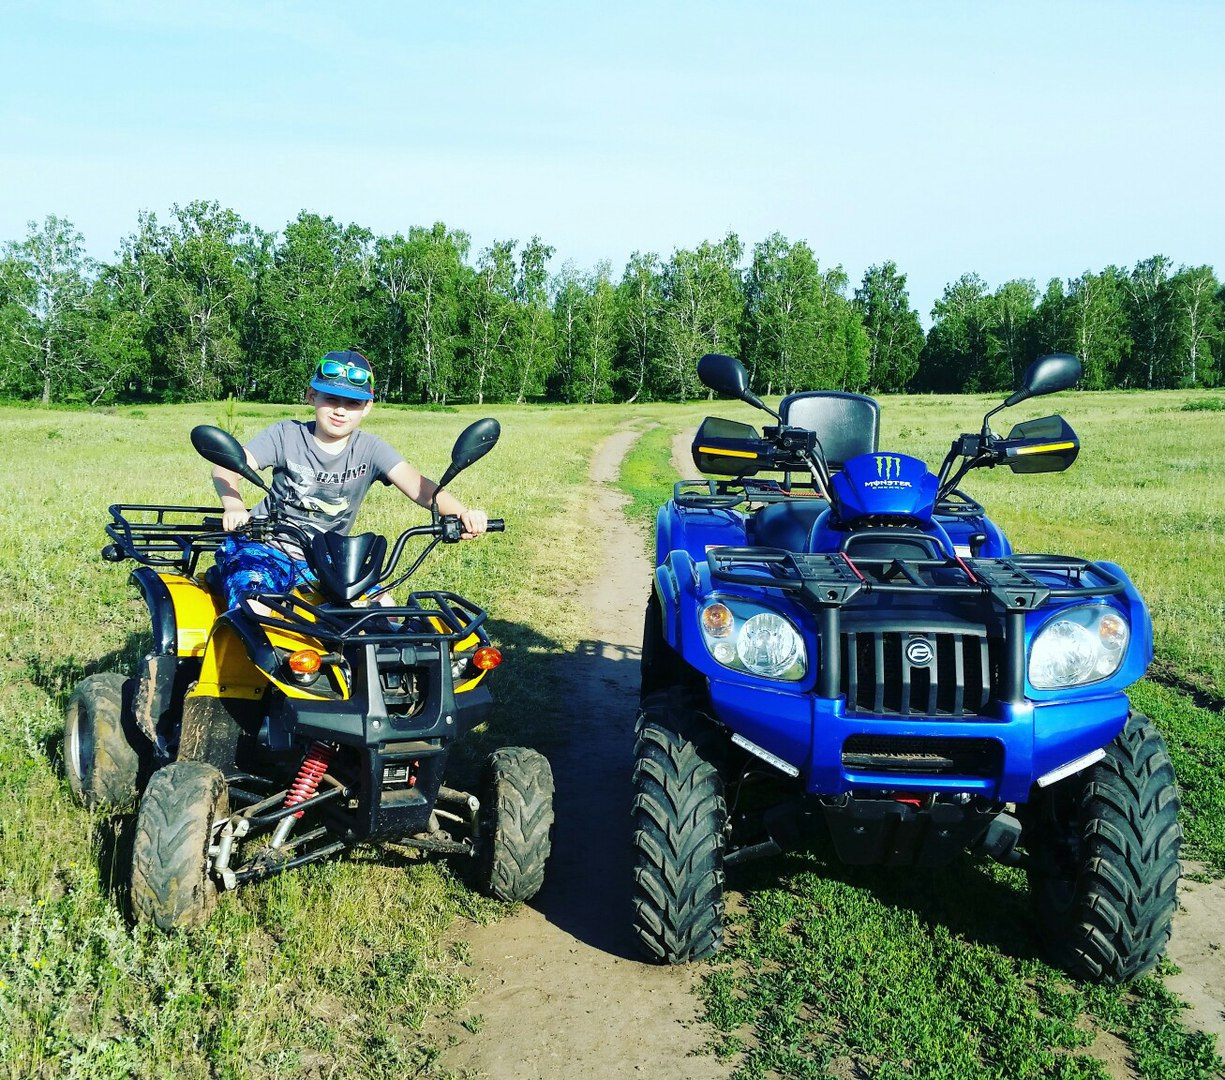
[105,504,225,575]
[707,547,1126,702]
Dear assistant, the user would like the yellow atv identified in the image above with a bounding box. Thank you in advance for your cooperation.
[65,420,554,930]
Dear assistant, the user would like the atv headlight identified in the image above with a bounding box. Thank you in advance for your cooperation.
[699,600,807,681]
[1029,605,1129,689]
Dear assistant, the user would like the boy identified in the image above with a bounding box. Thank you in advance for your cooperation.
[212,349,488,611]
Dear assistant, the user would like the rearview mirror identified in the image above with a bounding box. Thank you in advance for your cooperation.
[451,417,500,472]
[190,425,269,493]
[696,353,778,418]
[698,353,750,398]
[436,417,501,493]
[1004,354,1082,408]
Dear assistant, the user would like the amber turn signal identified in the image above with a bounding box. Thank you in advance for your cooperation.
[473,646,502,671]
[288,649,324,674]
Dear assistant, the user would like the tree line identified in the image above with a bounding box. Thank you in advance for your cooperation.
[1,203,1220,406]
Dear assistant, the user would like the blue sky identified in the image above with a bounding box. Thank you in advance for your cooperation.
[3,1,1222,321]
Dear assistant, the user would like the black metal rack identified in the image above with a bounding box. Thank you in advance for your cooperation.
[673,478,825,511]
[246,589,487,647]
[104,504,225,575]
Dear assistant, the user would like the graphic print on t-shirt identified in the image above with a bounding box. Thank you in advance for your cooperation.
[283,459,354,519]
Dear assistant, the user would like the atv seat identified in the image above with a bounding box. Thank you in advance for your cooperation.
[750,500,827,551]
[779,391,880,468]
[203,564,224,597]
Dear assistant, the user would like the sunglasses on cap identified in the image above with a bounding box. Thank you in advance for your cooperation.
[317,358,372,386]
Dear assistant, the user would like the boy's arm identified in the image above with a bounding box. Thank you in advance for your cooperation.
[213,447,262,531]
[386,461,488,539]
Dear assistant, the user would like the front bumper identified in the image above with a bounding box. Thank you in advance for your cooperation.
[709,679,1130,804]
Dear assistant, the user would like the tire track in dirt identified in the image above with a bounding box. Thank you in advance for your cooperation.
[431,428,731,1080]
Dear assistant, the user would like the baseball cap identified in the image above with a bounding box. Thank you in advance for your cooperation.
[310,350,375,402]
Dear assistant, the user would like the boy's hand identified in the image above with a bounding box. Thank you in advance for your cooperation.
[223,508,251,532]
[459,509,488,539]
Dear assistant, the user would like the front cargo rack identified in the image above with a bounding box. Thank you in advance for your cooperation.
[707,548,1125,612]
[707,547,1127,703]
[243,589,488,647]
[674,478,825,511]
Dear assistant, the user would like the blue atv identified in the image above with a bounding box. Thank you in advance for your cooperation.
[633,352,1181,981]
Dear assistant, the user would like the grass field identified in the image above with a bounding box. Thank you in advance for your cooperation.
[1,388,1223,1078]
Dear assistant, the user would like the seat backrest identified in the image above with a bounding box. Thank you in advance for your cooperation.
[841,529,943,561]
[779,391,880,468]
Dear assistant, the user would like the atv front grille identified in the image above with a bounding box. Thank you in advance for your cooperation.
[840,629,1001,718]
[842,734,1002,777]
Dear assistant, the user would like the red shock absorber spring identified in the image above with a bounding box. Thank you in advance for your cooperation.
[285,741,336,818]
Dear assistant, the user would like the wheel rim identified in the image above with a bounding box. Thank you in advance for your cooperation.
[66,699,94,790]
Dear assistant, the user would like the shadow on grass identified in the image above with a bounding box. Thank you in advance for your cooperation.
[731,833,1041,967]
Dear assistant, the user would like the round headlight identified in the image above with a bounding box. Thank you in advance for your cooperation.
[1029,606,1129,690]
[737,612,802,678]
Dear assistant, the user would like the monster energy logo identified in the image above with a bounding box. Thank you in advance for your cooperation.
[875,456,903,480]
[865,454,911,489]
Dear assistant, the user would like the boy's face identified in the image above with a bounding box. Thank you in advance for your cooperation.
[307,389,372,440]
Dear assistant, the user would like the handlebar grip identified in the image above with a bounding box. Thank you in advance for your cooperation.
[487,519,506,532]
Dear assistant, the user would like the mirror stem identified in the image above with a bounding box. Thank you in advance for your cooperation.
[744,391,781,421]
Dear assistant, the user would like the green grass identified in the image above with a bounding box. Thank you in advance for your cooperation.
[700,856,1218,1080]
[617,390,1225,1078]
[0,400,628,1079]
[618,422,681,527]
[2,390,1223,1078]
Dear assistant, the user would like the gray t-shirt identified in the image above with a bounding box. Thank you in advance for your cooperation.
[245,420,405,547]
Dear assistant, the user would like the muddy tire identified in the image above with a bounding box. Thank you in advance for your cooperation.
[1026,711,1182,981]
[65,672,148,811]
[473,747,555,902]
[631,689,727,964]
[131,761,229,931]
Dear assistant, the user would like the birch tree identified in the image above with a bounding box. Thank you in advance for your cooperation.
[245,212,371,401]
[376,223,468,402]
[656,233,744,401]
[614,251,662,402]
[1122,255,1175,389]
[1168,265,1220,387]
[0,215,95,403]
[461,241,517,405]
[854,261,923,393]
[511,236,556,403]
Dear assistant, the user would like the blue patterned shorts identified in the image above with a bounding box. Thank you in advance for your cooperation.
[214,536,316,611]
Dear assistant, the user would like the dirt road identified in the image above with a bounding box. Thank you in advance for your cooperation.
[431,428,730,1080]
[431,428,1225,1079]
